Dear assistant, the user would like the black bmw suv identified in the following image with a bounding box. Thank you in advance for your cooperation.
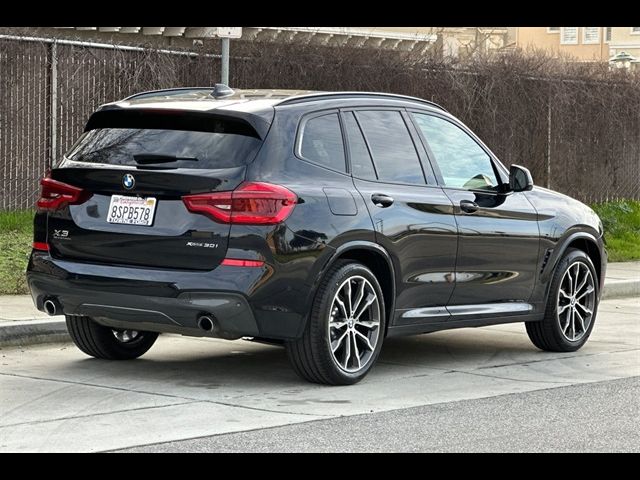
[27,86,606,385]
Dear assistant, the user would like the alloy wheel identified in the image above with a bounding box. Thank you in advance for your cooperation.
[328,275,381,373]
[112,329,140,343]
[557,261,596,342]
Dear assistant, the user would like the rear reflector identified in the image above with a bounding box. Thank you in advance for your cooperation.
[221,258,264,267]
[182,182,297,225]
[32,242,50,251]
[37,176,91,211]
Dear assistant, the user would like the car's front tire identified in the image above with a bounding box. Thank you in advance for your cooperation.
[526,248,599,352]
[66,315,158,360]
[286,261,386,385]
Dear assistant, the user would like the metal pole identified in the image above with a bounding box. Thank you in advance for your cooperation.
[50,40,58,167]
[221,37,230,85]
[546,91,552,189]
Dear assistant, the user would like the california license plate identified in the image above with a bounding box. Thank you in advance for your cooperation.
[107,195,157,226]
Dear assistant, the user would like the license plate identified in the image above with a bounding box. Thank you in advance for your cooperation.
[107,195,157,226]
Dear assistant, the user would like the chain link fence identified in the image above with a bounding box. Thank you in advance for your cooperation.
[1,36,639,210]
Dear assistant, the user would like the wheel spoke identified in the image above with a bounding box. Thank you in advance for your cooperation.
[562,308,571,334]
[559,288,572,300]
[574,308,586,333]
[565,269,574,295]
[575,267,589,296]
[570,308,576,341]
[331,330,349,353]
[354,329,375,352]
[334,296,349,320]
[353,294,376,321]
[576,286,594,301]
[356,320,379,329]
[573,264,580,294]
[343,329,351,369]
[575,302,592,316]
[345,280,353,317]
[351,331,361,369]
[558,304,571,314]
[351,280,366,320]
[330,320,348,330]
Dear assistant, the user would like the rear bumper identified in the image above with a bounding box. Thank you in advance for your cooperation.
[26,252,296,340]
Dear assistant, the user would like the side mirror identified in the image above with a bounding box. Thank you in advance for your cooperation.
[509,164,534,192]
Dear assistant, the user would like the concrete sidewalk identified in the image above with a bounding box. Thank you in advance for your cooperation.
[0,261,637,347]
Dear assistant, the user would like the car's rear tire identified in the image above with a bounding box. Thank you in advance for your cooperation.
[286,261,386,385]
[526,248,599,352]
[66,315,158,360]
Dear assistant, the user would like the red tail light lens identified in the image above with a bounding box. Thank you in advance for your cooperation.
[221,258,265,267]
[37,176,91,211]
[182,182,297,225]
[32,242,50,251]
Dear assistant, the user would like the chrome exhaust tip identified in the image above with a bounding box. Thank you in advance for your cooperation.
[197,315,215,332]
[43,298,59,316]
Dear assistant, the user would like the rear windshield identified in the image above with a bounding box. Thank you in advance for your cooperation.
[65,128,263,169]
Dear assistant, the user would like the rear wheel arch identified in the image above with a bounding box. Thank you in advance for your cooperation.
[305,242,396,337]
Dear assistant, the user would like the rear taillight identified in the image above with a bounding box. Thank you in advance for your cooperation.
[221,258,265,267]
[32,242,50,251]
[37,176,91,211]
[182,182,297,225]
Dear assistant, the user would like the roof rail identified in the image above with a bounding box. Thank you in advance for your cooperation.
[277,92,448,112]
[123,87,214,101]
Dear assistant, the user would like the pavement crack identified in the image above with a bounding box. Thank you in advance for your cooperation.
[0,401,196,429]
[0,372,328,419]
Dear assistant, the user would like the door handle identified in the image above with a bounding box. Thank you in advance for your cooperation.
[371,193,394,208]
[460,200,479,213]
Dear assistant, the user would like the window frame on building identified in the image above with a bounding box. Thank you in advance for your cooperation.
[546,27,560,34]
[583,27,601,45]
[560,27,579,45]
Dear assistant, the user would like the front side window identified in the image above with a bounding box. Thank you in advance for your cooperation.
[354,110,425,184]
[412,113,499,191]
[299,113,346,172]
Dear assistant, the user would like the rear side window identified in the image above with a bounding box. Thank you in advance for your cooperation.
[66,128,262,169]
[354,110,425,184]
[299,113,346,172]
[343,112,377,180]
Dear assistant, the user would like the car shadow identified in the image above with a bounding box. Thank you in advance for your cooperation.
[53,328,547,390]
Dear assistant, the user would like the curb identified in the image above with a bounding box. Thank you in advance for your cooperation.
[0,280,637,348]
[602,280,640,300]
[0,318,69,348]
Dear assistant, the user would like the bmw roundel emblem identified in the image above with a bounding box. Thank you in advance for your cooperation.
[122,174,135,190]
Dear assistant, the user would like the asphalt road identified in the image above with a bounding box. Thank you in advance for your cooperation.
[1,297,638,452]
[119,377,640,453]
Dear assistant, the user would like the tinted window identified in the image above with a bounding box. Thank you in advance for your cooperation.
[300,113,346,172]
[413,114,499,191]
[343,112,377,180]
[355,111,425,184]
[67,128,262,170]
